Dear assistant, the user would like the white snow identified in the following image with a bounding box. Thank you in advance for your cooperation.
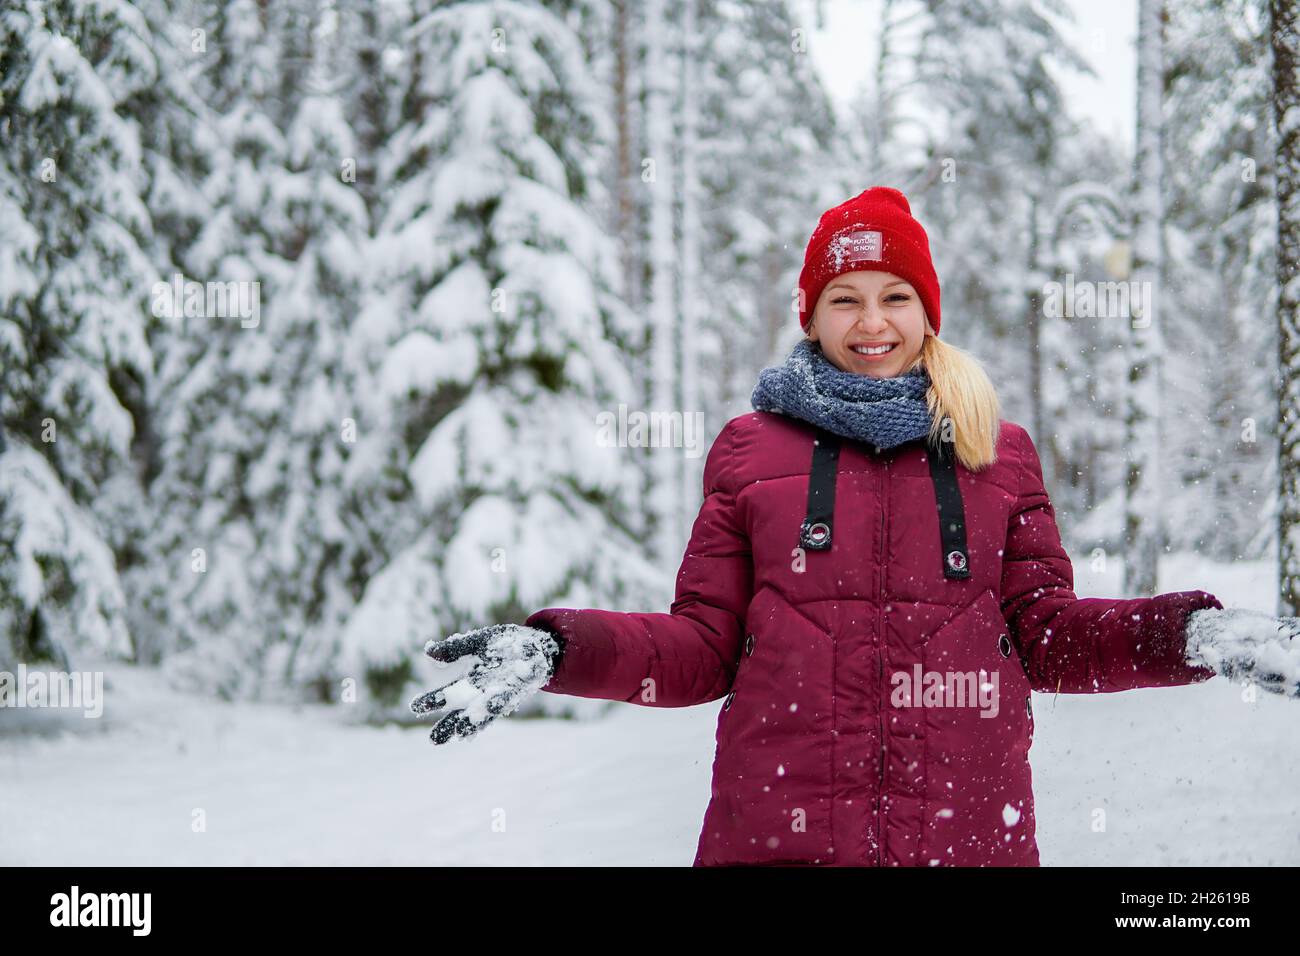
[0,656,712,866]
[3,552,1297,865]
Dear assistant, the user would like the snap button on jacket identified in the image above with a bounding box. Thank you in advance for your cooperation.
[527,413,1222,867]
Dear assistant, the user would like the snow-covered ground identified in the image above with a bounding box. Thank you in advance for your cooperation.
[2,553,1297,866]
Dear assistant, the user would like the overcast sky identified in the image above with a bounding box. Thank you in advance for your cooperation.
[808,0,1137,154]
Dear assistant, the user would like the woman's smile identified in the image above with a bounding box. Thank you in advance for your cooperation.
[849,341,899,358]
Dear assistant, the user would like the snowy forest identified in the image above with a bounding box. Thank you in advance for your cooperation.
[1,0,1299,866]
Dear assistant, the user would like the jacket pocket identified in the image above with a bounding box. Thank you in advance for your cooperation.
[701,586,837,865]
[917,589,1037,865]
[718,586,832,745]
[919,588,1031,766]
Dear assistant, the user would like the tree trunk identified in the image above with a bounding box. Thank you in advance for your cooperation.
[613,0,637,307]
[1025,194,1046,485]
[1274,0,1300,615]
[645,0,681,567]
[1123,0,1167,598]
[679,0,701,513]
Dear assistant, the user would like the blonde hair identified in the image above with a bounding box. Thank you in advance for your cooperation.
[905,328,1001,472]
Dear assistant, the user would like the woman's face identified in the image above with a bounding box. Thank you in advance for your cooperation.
[805,270,931,378]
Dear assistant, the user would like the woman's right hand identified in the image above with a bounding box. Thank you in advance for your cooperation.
[409,623,565,744]
[1186,607,1300,698]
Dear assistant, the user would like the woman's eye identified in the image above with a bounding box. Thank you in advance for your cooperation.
[886,294,910,303]
[832,297,857,304]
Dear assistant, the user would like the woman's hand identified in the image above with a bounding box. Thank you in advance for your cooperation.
[409,623,565,744]
[1185,607,1300,698]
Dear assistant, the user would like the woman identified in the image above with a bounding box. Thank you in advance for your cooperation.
[411,186,1299,867]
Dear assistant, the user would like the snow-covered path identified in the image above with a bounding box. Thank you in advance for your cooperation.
[2,555,1297,865]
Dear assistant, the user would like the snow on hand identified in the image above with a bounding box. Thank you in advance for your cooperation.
[1185,607,1300,697]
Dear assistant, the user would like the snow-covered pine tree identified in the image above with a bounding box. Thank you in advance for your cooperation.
[104,0,222,665]
[550,0,660,561]
[686,0,838,422]
[1124,0,1168,598]
[343,0,403,218]
[348,0,663,712]
[553,0,839,572]
[838,0,930,190]
[1033,155,1135,551]
[0,0,161,669]
[1164,0,1276,565]
[1273,0,1300,614]
[140,0,334,698]
[843,0,1150,548]
[242,0,372,694]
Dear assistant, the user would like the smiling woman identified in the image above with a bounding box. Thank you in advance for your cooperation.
[414,184,1257,869]
[785,186,1003,472]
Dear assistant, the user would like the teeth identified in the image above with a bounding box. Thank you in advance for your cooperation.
[853,343,895,355]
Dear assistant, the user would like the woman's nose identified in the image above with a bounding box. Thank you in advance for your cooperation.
[855,306,889,332]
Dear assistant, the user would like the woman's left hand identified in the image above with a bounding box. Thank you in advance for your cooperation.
[1186,607,1300,698]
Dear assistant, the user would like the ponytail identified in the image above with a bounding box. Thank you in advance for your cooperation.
[906,330,1002,472]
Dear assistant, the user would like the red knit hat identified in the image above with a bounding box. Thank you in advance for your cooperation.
[797,186,941,334]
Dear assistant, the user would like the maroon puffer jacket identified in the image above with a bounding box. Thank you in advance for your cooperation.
[526,412,1221,866]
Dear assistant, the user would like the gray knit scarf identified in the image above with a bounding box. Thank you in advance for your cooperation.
[750,339,933,450]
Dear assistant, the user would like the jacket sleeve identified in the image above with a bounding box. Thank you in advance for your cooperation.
[525,420,754,706]
[999,424,1220,693]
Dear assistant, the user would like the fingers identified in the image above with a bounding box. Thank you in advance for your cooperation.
[426,631,492,664]
[1276,619,1300,641]
[409,672,480,714]
[412,672,503,715]
[484,689,517,717]
[429,709,493,745]
[1219,658,1300,698]
[409,688,446,715]
[1252,669,1300,697]
[417,680,533,743]
[410,670,492,715]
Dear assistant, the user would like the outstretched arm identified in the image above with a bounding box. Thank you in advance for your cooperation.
[999,423,1220,693]
[526,420,754,707]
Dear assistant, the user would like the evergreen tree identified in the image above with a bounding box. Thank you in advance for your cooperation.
[346,0,663,708]
[1165,0,1276,565]
[0,0,162,668]
[140,0,360,698]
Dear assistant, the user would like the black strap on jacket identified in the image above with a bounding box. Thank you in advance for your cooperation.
[926,437,971,579]
[798,431,841,551]
[798,430,970,579]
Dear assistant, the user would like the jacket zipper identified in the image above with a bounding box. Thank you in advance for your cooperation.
[876,452,888,867]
